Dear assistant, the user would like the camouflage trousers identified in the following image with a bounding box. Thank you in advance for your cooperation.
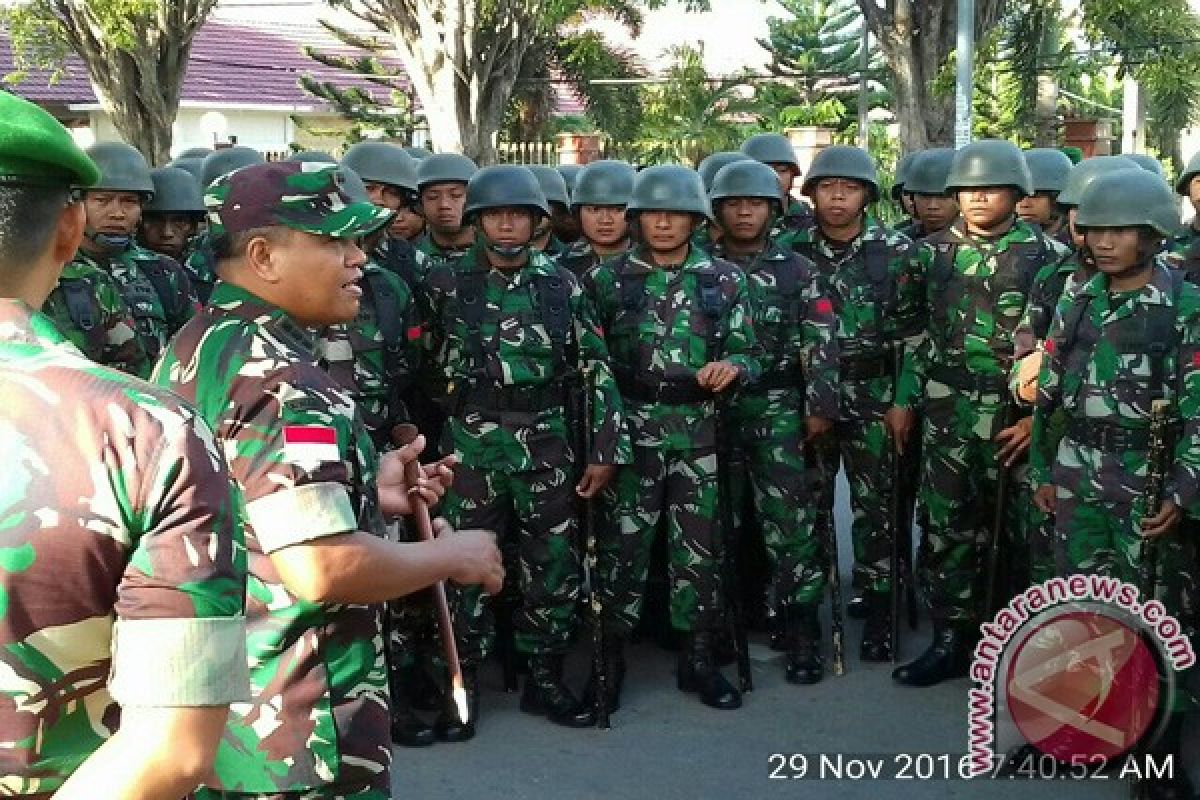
[194,773,390,800]
[384,519,440,678]
[917,384,1030,623]
[732,432,824,606]
[440,462,581,663]
[601,444,723,635]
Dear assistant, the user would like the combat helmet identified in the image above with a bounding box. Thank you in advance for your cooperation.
[741,132,800,171]
[945,139,1033,196]
[626,165,711,218]
[904,149,955,196]
[709,160,785,206]
[801,145,879,201]
[571,160,636,209]
[698,151,751,192]
[892,152,918,200]
[463,164,549,221]
[417,153,478,191]
[200,146,265,189]
[341,141,418,194]
[1023,148,1073,194]
[1074,169,1179,238]
[1056,156,1139,207]
[144,167,205,214]
[529,164,570,208]
[85,142,155,197]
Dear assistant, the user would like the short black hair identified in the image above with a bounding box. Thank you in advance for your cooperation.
[0,184,73,272]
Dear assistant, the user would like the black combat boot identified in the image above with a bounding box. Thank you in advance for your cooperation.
[676,631,742,709]
[520,654,597,727]
[388,663,435,747]
[1140,714,1195,800]
[406,662,443,712]
[847,588,868,620]
[859,591,893,663]
[581,633,627,714]
[891,623,971,687]
[433,666,479,743]
[784,603,824,685]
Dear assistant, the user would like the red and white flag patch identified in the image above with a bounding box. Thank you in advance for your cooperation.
[283,425,340,465]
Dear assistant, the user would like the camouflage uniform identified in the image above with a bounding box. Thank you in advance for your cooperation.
[557,238,621,278]
[419,244,630,661]
[0,300,247,795]
[584,244,760,634]
[41,259,151,376]
[772,199,816,248]
[374,234,431,292]
[791,219,927,595]
[415,232,472,264]
[1167,225,1200,282]
[183,231,219,305]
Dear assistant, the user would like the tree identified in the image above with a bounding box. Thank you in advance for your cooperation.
[3,1,217,164]
[857,0,1008,151]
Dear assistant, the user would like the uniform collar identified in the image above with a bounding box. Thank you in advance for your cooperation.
[943,215,1035,245]
[0,298,74,349]
[624,243,710,275]
[1077,257,1176,308]
[714,238,788,267]
[456,243,559,279]
[207,280,316,350]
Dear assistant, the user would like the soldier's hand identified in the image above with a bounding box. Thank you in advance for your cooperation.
[696,360,740,392]
[1034,484,1057,515]
[994,416,1033,467]
[883,407,916,453]
[804,416,833,442]
[1141,501,1182,539]
[577,464,617,499]
[435,518,505,595]
[377,435,459,517]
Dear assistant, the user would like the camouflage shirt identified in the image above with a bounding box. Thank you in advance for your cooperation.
[790,217,927,410]
[416,231,472,264]
[0,300,247,795]
[41,258,151,377]
[1012,250,1094,365]
[183,231,219,305]
[557,238,627,279]
[713,240,840,434]
[152,280,391,794]
[584,244,761,450]
[374,234,431,291]
[419,244,631,472]
[772,198,816,248]
[1167,225,1200,283]
[1030,261,1200,511]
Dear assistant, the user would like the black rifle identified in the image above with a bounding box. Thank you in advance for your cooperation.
[715,393,753,692]
[1139,399,1172,601]
[888,347,919,663]
[809,435,846,676]
[982,400,1019,620]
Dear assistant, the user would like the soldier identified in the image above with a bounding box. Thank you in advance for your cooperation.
[529,164,576,253]
[695,152,752,251]
[415,153,478,261]
[341,141,430,290]
[1169,150,1200,272]
[169,155,205,185]
[184,146,265,304]
[789,145,927,666]
[154,160,504,800]
[742,132,813,244]
[895,140,1069,687]
[897,149,957,242]
[707,159,840,683]
[558,159,637,278]
[557,163,583,195]
[1016,148,1073,246]
[139,165,207,261]
[892,152,918,224]
[1030,169,1197,800]
[583,165,760,710]
[419,164,630,734]
[0,89,247,799]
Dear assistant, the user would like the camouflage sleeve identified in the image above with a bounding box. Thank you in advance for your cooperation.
[908,243,938,401]
[1168,288,1200,512]
[1029,297,1069,488]
[723,270,762,384]
[162,255,200,333]
[572,286,632,465]
[109,401,249,707]
[801,273,839,420]
[97,278,152,379]
[893,247,928,410]
[581,261,618,329]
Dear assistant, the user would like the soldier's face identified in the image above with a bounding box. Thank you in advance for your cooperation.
[1016,192,1057,227]
[390,206,425,241]
[717,197,772,242]
[813,178,868,228]
[579,204,628,247]
[365,181,405,212]
[955,187,1018,232]
[1188,176,1200,213]
[140,212,198,260]
[420,182,467,233]
[770,163,798,194]
[479,206,535,250]
[274,230,368,326]
[638,210,696,253]
[1085,227,1142,274]
[913,193,958,233]
[85,190,142,236]
[900,192,916,216]
[1067,208,1085,249]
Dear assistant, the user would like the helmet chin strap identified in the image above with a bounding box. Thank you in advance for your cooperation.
[485,240,529,259]
[84,229,132,251]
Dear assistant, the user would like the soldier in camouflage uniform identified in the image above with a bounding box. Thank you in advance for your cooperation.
[184,146,265,304]
[895,140,1069,688]
[1016,148,1074,247]
[558,159,636,278]
[0,89,247,799]
[707,159,841,683]
[897,148,957,242]
[558,163,582,195]
[1169,150,1200,279]
[742,132,814,246]
[139,165,207,262]
[694,152,752,252]
[530,164,578,251]
[415,153,478,262]
[788,146,927,666]
[891,152,918,227]
[155,161,503,800]
[419,165,629,734]
[583,165,760,710]
[1031,169,1197,800]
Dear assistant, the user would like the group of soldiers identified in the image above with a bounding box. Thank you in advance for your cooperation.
[3,79,1200,799]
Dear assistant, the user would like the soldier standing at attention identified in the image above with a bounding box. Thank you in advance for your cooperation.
[530,164,578,251]
[788,145,926,665]
[415,153,478,262]
[897,149,957,242]
[139,165,207,262]
[1016,148,1074,247]
[742,132,814,245]
[895,140,1068,688]
[0,89,248,800]
[708,159,840,683]
[891,152,918,229]
[584,165,760,711]
[1031,169,1198,800]
[1169,151,1200,279]
[154,161,504,800]
[184,146,265,304]
[558,159,637,278]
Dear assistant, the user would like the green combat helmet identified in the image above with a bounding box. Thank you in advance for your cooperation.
[404,146,433,161]
[801,144,879,201]
[904,148,955,196]
[463,164,549,258]
[287,150,337,164]
[529,164,570,208]
[945,139,1033,196]
[709,160,785,208]
[892,152,918,200]
[557,164,583,194]
[169,156,205,185]
[698,151,751,192]
[144,167,205,214]
[178,146,213,159]
[571,160,636,209]
[417,152,478,191]
[1056,155,1139,207]
[741,132,800,171]
[341,141,418,194]
[85,142,155,197]
[1074,168,1180,237]
[1023,148,1074,194]
[1125,152,1165,178]
[1176,151,1200,195]
[200,146,265,189]
[627,164,711,218]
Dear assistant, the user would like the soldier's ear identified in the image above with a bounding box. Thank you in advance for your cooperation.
[244,232,286,284]
[53,201,86,264]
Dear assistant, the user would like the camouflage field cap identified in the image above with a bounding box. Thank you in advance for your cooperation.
[205,161,394,240]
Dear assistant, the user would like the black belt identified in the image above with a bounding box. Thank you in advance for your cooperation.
[616,375,711,405]
[928,364,1008,394]
[1065,418,1166,453]
[455,382,570,413]
[840,353,890,381]
[749,372,804,392]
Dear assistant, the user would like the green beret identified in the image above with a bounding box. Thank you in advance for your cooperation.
[0,90,99,188]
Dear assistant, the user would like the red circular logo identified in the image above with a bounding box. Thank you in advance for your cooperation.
[1005,609,1161,761]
